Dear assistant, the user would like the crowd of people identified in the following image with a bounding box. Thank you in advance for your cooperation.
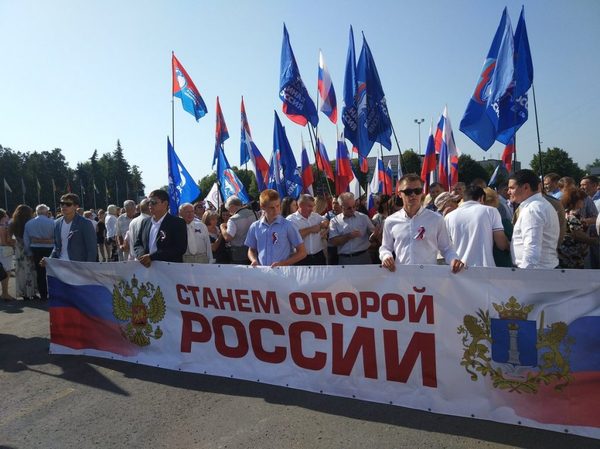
[1,169,599,302]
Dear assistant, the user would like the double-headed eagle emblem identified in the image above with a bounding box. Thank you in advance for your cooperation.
[112,275,166,347]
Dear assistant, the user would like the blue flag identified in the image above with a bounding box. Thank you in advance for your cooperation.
[360,34,393,150]
[459,8,515,151]
[267,148,286,199]
[279,24,319,127]
[496,7,533,144]
[172,54,208,121]
[272,111,303,199]
[167,137,201,215]
[342,26,358,152]
[217,147,250,204]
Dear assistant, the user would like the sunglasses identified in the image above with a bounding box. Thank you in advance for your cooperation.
[148,199,160,205]
[400,188,423,196]
[60,202,74,207]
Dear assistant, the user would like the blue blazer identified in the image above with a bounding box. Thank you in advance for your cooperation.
[50,214,97,262]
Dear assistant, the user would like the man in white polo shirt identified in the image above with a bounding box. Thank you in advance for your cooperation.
[445,185,509,267]
[287,194,329,265]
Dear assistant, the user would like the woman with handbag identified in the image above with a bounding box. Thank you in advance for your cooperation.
[0,208,16,301]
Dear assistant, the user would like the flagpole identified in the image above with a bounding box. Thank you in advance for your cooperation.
[80,182,85,209]
[93,180,97,210]
[390,123,405,178]
[171,51,175,149]
[37,179,41,205]
[3,181,7,211]
[531,83,544,179]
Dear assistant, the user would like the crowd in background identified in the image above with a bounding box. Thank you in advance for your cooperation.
[1,171,599,302]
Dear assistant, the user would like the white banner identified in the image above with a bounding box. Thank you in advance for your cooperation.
[46,259,600,439]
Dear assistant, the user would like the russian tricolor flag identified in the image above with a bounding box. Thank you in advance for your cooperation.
[335,133,354,195]
[420,121,437,194]
[318,50,337,124]
[501,137,515,173]
[241,98,269,191]
[301,141,314,195]
[316,135,334,180]
[49,276,139,356]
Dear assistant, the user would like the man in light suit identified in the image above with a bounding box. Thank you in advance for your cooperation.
[134,189,187,267]
[49,194,97,262]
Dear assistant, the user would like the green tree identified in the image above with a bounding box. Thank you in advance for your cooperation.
[401,149,422,175]
[585,158,600,174]
[530,147,585,181]
[458,154,489,185]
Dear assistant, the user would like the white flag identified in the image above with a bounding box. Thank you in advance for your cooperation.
[3,178,12,193]
[205,183,222,210]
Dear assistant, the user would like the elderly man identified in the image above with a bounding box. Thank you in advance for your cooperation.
[105,204,119,261]
[220,195,256,265]
[509,170,560,269]
[126,198,150,261]
[49,194,97,262]
[445,185,509,267]
[134,190,187,267]
[116,200,137,261]
[23,204,55,300]
[287,194,329,265]
[329,192,377,265]
[245,189,306,267]
[179,203,213,263]
[380,174,463,273]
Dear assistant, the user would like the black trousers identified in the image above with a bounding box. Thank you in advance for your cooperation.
[31,247,53,298]
[296,251,326,266]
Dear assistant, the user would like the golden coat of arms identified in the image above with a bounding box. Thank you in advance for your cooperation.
[457,296,574,394]
[112,275,166,347]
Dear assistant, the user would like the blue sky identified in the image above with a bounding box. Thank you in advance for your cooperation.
[1,0,599,194]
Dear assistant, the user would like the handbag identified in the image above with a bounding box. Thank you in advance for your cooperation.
[0,245,14,258]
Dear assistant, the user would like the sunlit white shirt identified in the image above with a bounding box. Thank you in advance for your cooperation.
[511,193,559,269]
[380,206,457,265]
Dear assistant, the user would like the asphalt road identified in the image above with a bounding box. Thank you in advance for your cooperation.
[1,275,598,449]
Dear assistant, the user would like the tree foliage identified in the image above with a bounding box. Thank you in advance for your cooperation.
[529,147,585,181]
[585,158,600,174]
[0,141,144,213]
[401,149,422,175]
[458,154,490,185]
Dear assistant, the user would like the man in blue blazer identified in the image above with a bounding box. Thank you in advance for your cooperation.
[50,194,97,262]
[134,189,187,267]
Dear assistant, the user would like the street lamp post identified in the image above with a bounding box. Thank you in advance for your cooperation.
[414,118,425,155]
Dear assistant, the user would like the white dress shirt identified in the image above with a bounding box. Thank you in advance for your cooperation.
[380,206,458,265]
[149,213,167,255]
[511,193,559,269]
[185,219,213,260]
[105,214,118,238]
[287,211,325,255]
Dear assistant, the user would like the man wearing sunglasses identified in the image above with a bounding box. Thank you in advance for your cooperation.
[380,174,464,273]
[134,189,187,267]
[49,194,97,262]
